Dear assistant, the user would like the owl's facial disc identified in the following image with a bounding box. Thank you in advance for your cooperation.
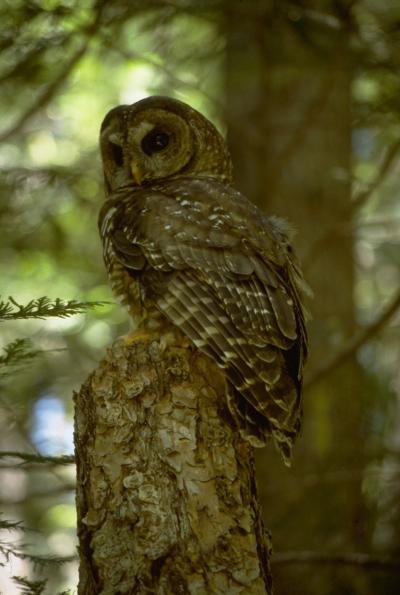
[100,97,233,194]
[128,108,194,183]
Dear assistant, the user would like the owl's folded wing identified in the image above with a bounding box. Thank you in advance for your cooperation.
[106,178,308,458]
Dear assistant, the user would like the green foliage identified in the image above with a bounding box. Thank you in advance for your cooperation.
[0,339,40,378]
[0,1,399,594]
[0,516,24,534]
[12,576,47,595]
[0,297,106,381]
[12,575,72,595]
[0,293,100,590]
[0,296,106,321]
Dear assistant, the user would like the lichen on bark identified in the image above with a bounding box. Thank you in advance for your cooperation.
[74,335,272,594]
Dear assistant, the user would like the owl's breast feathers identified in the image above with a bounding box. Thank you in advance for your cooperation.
[99,175,308,461]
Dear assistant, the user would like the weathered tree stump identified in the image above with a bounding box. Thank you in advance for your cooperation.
[74,335,272,594]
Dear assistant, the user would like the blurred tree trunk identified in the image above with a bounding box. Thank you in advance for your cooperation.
[224,0,367,589]
[74,335,272,594]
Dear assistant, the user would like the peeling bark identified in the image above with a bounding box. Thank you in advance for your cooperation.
[74,335,272,594]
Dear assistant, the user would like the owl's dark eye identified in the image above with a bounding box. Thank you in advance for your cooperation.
[109,142,124,167]
[141,129,170,156]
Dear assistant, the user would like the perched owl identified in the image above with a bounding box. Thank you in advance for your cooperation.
[99,96,308,462]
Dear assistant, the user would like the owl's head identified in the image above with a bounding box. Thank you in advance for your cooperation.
[100,96,233,194]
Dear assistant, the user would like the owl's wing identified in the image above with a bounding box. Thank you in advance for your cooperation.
[109,177,308,459]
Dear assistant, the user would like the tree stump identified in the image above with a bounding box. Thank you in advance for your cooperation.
[74,335,272,594]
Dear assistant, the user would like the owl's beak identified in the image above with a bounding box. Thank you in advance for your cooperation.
[130,161,143,185]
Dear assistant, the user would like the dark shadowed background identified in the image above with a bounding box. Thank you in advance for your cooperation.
[0,1,399,593]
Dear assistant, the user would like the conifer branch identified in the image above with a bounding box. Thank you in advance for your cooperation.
[0,339,41,377]
[0,296,106,321]
[12,576,47,595]
[18,553,77,568]
[0,513,76,579]
[14,575,71,595]
[0,516,24,532]
[1,544,76,568]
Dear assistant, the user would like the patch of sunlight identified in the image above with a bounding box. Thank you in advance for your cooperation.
[43,504,77,529]
[19,252,56,280]
[28,131,58,166]
[352,128,377,160]
[48,531,78,556]
[356,239,375,269]
[32,395,74,455]
[119,63,162,105]
[82,320,113,348]
[0,142,22,166]
[353,77,380,103]
[45,313,85,332]
[354,161,376,185]
[355,277,376,311]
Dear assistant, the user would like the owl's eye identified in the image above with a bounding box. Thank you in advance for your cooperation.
[109,142,124,167]
[141,129,170,156]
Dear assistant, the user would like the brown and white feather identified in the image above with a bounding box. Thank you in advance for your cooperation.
[99,96,308,462]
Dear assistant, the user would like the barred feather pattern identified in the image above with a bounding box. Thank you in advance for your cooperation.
[99,175,308,462]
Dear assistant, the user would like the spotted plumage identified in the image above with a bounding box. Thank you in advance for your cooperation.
[99,96,308,462]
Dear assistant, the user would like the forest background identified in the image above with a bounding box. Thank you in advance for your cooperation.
[0,1,399,593]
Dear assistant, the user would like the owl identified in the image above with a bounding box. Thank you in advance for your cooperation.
[99,96,308,462]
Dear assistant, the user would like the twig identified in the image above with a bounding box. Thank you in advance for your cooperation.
[106,42,223,114]
[351,137,400,212]
[272,551,400,571]
[0,34,69,86]
[0,44,88,143]
[0,5,105,143]
[302,137,400,271]
[305,288,400,389]
[1,542,77,567]
[0,451,74,466]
